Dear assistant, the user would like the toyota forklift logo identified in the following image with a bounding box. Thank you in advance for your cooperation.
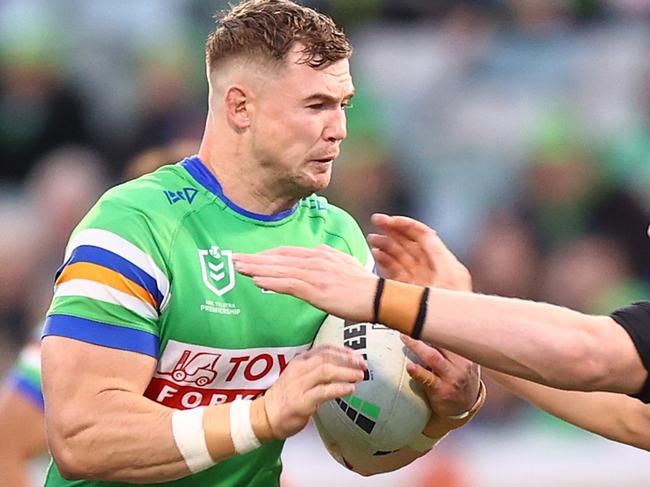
[160,350,222,387]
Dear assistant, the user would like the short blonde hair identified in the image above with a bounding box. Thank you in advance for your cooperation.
[206,0,352,72]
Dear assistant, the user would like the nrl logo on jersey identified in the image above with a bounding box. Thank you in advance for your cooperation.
[198,246,235,296]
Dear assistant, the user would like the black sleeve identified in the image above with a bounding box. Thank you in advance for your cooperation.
[610,301,650,403]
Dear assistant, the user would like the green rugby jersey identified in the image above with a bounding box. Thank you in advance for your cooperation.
[43,155,373,487]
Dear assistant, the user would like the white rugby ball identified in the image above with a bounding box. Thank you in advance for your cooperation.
[312,314,430,469]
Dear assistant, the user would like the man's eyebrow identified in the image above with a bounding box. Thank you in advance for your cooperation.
[304,90,356,102]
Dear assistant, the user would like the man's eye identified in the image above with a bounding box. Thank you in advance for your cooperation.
[341,102,354,110]
[308,103,324,110]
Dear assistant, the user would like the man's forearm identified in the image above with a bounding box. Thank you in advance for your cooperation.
[49,390,202,481]
[424,290,612,388]
[379,285,645,394]
[48,391,270,482]
[490,370,650,450]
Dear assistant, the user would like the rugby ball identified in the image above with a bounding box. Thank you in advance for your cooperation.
[312,314,430,468]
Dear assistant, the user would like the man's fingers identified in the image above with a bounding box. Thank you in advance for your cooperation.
[401,334,450,377]
[371,214,432,242]
[300,346,369,410]
[370,213,391,227]
[307,345,368,371]
[234,252,309,267]
[369,231,421,269]
[367,233,406,261]
[303,382,357,411]
[315,244,361,266]
[259,246,318,258]
[371,247,404,280]
[368,233,407,263]
[249,276,312,297]
[236,246,354,269]
[406,362,439,390]
[235,247,321,264]
[234,259,308,280]
[371,214,455,266]
[304,363,366,389]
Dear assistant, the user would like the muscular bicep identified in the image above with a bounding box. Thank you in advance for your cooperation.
[44,335,155,386]
[42,335,156,420]
[41,336,170,480]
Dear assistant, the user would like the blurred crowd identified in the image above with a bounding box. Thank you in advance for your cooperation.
[2,0,650,485]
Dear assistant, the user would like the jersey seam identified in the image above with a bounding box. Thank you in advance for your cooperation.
[320,227,355,256]
[166,198,215,282]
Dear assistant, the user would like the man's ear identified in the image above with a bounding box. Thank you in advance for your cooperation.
[224,85,252,130]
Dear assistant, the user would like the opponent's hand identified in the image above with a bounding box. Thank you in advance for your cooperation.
[402,334,480,418]
[369,214,480,420]
[368,213,471,291]
[234,246,377,323]
[263,344,367,439]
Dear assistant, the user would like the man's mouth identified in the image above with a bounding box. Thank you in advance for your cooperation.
[312,153,338,163]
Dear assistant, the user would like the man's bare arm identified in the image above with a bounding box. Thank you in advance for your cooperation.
[489,370,650,450]
[42,337,365,482]
[233,217,647,396]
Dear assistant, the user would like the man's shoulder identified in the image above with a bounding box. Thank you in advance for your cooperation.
[94,164,201,220]
[106,164,190,205]
[70,164,200,247]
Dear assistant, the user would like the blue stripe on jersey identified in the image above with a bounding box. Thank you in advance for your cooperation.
[7,373,44,411]
[61,245,164,307]
[54,258,67,282]
[181,155,299,222]
[43,315,159,358]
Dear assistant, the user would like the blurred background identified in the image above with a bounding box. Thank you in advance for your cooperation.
[2,0,650,485]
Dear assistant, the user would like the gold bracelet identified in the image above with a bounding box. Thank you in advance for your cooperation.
[420,380,488,440]
[447,380,487,423]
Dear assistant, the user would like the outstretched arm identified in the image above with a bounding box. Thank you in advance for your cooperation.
[489,371,650,450]
[233,214,647,396]
[371,214,650,450]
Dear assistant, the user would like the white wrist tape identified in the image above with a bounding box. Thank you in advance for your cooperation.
[229,399,262,455]
[171,407,215,473]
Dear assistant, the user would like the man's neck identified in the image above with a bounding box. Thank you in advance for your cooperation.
[198,146,300,216]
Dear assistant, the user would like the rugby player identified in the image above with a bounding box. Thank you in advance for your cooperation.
[41,2,482,486]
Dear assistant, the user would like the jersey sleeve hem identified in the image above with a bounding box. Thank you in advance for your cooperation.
[6,372,44,411]
[610,301,650,403]
[42,314,160,358]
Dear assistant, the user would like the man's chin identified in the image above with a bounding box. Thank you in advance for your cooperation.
[309,174,332,194]
[297,170,331,194]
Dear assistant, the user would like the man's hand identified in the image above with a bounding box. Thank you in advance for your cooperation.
[402,334,480,418]
[263,345,367,439]
[369,213,471,291]
[234,246,377,323]
[369,214,480,421]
